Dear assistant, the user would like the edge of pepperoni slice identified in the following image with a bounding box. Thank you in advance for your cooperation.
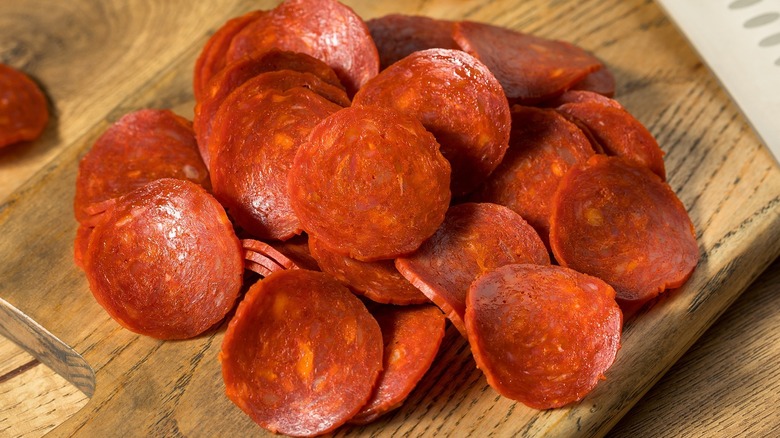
[465,263,622,409]
[549,155,698,310]
[220,269,383,436]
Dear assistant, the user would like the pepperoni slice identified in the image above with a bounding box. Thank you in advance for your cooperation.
[453,21,602,104]
[226,0,379,95]
[83,179,243,340]
[470,106,594,248]
[350,304,446,424]
[220,269,383,436]
[550,155,699,310]
[556,100,667,180]
[571,65,616,97]
[308,236,428,305]
[353,48,510,196]
[543,89,623,111]
[194,50,345,165]
[73,109,209,223]
[366,14,458,69]
[0,63,48,148]
[193,10,264,101]
[267,234,322,272]
[288,105,451,261]
[395,203,549,335]
[73,225,92,270]
[465,264,622,409]
[206,69,348,169]
[210,78,343,241]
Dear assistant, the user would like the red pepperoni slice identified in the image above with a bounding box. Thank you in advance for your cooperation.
[193,10,264,102]
[470,106,594,248]
[73,225,91,270]
[543,89,623,111]
[350,304,446,424]
[83,179,243,340]
[366,14,458,70]
[267,234,322,272]
[220,269,383,436]
[288,105,451,262]
[0,64,48,148]
[308,236,428,305]
[557,100,667,180]
[353,48,510,196]
[210,78,344,241]
[395,203,550,335]
[453,21,602,104]
[194,50,345,165]
[550,155,699,310]
[206,70,348,169]
[73,109,209,223]
[465,264,622,409]
[226,0,379,95]
[571,65,616,97]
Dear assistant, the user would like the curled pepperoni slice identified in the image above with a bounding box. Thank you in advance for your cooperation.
[308,235,428,305]
[465,263,622,409]
[556,100,667,180]
[366,14,458,70]
[194,50,345,165]
[453,21,602,104]
[210,77,344,241]
[353,48,510,197]
[288,105,451,261]
[227,0,379,95]
[220,269,383,436]
[350,304,446,424]
[267,234,322,272]
[550,155,699,311]
[83,179,243,340]
[470,106,594,248]
[193,10,264,101]
[395,203,549,335]
[73,109,209,223]
[0,63,48,148]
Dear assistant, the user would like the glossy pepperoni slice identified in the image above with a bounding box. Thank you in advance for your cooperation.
[220,269,382,436]
[226,0,379,95]
[453,21,602,104]
[465,263,622,409]
[82,178,243,340]
[308,236,428,305]
[556,100,667,180]
[210,77,344,241]
[366,14,458,69]
[193,10,264,101]
[571,64,615,97]
[353,48,510,196]
[395,203,549,335]
[194,50,345,165]
[350,304,446,424]
[470,106,594,248]
[0,63,48,148]
[549,155,699,311]
[73,109,209,223]
[288,105,451,261]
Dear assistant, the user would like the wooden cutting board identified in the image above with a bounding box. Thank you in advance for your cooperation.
[1,0,778,436]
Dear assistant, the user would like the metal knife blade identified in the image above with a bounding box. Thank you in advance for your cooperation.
[0,297,94,397]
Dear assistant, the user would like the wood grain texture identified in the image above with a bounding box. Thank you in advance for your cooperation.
[0,0,778,437]
[609,256,780,438]
[0,340,89,438]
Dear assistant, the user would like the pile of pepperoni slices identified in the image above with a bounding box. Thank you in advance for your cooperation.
[73,0,700,435]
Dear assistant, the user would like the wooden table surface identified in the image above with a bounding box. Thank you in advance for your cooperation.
[1,0,778,437]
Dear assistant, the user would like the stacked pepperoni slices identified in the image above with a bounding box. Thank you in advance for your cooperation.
[73,0,699,436]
